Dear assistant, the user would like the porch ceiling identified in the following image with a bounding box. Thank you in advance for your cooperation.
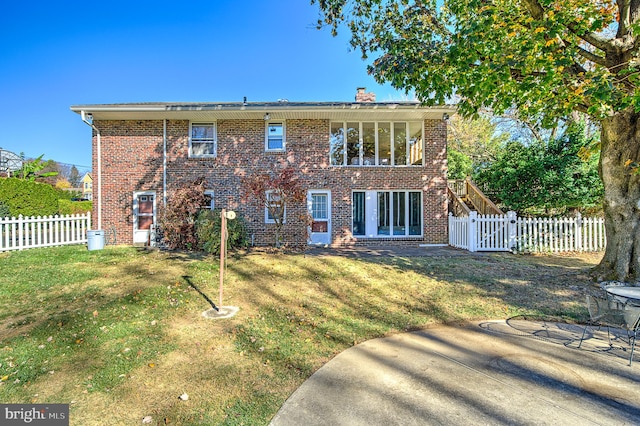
[70,102,456,122]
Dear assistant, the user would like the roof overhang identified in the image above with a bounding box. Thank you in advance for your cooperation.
[70,102,457,122]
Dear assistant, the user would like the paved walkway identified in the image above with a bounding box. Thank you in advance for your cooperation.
[270,319,640,425]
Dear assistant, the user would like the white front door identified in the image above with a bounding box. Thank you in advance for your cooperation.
[307,190,331,245]
[133,192,156,244]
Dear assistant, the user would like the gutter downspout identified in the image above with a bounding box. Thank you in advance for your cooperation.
[80,111,102,230]
[163,119,167,207]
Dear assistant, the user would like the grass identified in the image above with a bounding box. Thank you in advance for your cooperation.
[0,245,602,425]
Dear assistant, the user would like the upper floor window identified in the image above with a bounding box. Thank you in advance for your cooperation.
[190,122,216,157]
[266,122,285,151]
[330,121,423,166]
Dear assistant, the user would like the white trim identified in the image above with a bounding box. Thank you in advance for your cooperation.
[265,190,285,224]
[203,190,215,210]
[265,120,286,152]
[189,122,217,158]
[352,190,423,238]
[329,121,424,167]
[133,191,156,244]
[307,190,331,245]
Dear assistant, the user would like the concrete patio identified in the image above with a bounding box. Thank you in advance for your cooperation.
[271,318,640,425]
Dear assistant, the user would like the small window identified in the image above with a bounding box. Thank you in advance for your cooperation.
[266,122,285,151]
[203,190,214,210]
[265,191,285,223]
[190,123,216,157]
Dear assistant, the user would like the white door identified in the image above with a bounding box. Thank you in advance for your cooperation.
[133,192,156,244]
[308,190,331,245]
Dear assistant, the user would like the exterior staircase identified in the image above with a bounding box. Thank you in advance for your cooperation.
[448,177,504,216]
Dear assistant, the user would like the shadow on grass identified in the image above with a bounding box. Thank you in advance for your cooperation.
[182,275,218,311]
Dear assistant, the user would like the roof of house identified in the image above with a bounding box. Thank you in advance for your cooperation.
[70,100,456,122]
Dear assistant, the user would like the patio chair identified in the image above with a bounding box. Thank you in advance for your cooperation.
[579,294,640,366]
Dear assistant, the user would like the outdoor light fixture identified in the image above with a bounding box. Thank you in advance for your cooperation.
[442,113,450,120]
[264,113,271,121]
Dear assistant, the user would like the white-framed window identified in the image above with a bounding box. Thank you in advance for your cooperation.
[352,190,422,237]
[189,122,216,157]
[330,121,423,166]
[203,190,214,210]
[266,121,285,151]
[265,190,285,224]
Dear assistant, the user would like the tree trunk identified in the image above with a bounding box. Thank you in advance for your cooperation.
[595,110,640,283]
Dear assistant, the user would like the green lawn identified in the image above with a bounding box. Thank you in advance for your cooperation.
[0,245,600,425]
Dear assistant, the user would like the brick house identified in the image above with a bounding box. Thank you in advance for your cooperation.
[71,88,454,248]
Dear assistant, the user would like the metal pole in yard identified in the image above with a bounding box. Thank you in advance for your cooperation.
[219,209,227,309]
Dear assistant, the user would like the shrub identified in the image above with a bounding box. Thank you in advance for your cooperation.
[196,209,248,255]
[0,178,69,217]
[0,201,9,218]
[157,178,207,251]
[58,199,92,215]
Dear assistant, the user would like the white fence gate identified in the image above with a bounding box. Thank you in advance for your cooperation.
[0,213,91,252]
[449,211,606,253]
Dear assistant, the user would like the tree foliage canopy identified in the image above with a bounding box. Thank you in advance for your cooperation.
[316,0,640,123]
[19,155,58,182]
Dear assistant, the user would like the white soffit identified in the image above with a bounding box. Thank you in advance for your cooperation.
[70,103,456,122]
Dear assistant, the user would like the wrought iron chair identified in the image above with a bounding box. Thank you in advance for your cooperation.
[579,294,640,366]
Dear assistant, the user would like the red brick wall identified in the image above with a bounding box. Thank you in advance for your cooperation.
[92,117,448,247]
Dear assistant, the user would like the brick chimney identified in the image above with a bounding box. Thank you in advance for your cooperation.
[355,87,376,103]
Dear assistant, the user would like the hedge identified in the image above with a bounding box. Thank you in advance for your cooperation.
[0,178,73,217]
[58,199,92,215]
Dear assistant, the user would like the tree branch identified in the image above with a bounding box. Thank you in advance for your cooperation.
[574,44,608,67]
[618,0,631,38]
[522,0,614,53]
[408,3,451,37]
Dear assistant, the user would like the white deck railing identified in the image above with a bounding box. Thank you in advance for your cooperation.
[449,211,605,253]
[0,213,91,252]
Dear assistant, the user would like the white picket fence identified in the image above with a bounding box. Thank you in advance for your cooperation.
[449,211,606,253]
[0,213,91,252]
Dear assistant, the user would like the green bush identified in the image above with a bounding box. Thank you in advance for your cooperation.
[58,199,92,215]
[0,200,9,218]
[196,209,248,255]
[0,178,70,217]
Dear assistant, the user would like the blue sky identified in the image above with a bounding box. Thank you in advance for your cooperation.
[0,0,408,174]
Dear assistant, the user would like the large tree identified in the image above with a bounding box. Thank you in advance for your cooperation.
[315,0,640,282]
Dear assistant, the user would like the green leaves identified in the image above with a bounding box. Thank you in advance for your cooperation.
[0,178,69,217]
[474,121,603,214]
[314,0,640,124]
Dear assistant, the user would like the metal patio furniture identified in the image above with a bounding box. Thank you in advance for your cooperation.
[578,292,640,366]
